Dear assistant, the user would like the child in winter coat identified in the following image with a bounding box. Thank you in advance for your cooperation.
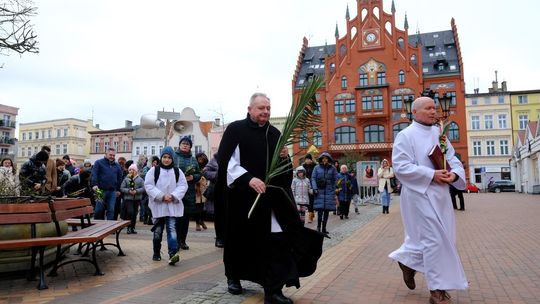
[144,146,188,265]
[291,166,311,225]
[120,164,145,234]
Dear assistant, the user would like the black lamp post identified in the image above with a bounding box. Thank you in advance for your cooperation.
[438,92,452,119]
[404,96,414,122]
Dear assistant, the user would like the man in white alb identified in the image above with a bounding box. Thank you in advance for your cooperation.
[389,96,467,304]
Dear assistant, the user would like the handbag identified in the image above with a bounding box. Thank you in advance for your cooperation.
[203,182,215,201]
[390,177,397,188]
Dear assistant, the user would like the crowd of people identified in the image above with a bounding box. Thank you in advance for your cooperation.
[1,95,468,304]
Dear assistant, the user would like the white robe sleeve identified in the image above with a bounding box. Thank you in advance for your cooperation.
[226,145,247,187]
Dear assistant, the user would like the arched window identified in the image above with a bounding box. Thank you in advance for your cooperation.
[398,70,405,84]
[313,131,322,146]
[341,76,347,89]
[364,125,385,143]
[397,37,404,49]
[335,126,356,144]
[392,123,409,140]
[299,131,308,148]
[447,122,459,141]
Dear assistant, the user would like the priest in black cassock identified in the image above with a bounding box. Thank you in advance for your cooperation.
[216,93,323,304]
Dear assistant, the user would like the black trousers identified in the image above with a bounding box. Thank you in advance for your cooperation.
[213,199,225,241]
[338,200,351,217]
[121,199,140,229]
[176,214,191,244]
[450,188,465,210]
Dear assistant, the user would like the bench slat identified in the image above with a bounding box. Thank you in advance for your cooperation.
[52,206,93,221]
[0,213,53,225]
[0,203,50,214]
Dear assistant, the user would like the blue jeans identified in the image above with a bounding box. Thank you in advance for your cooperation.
[153,217,178,257]
[94,190,117,220]
[381,189,390,206]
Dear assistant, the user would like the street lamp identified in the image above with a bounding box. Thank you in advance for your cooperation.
[438,92,452,119]
[404,96,414,122]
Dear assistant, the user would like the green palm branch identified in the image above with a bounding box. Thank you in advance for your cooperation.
[248,76,324,218]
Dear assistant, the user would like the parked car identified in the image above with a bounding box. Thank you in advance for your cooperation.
[487,180,515,193]
[465,183,479,193]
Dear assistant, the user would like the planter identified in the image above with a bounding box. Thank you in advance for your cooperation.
[0,197,69,273]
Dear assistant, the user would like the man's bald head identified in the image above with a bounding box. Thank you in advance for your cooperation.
[412,96,434,111]
[412,97,437,125]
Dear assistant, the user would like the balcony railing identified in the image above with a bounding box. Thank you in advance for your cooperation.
[0,120,16,128]
[0,137,16,145]
[329,142,393,151]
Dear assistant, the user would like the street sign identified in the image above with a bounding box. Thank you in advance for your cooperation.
[157,111,181,120]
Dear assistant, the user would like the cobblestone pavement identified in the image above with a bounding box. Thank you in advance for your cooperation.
[1,193,539,304]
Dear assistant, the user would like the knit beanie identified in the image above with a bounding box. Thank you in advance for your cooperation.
[179,136,193,148]
[35,151,49,162]
[128,163,138,172]
[305,153,313,160]
[161,146,175,158]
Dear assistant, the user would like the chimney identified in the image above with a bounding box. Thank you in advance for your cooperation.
[125,120,133,128]
[501,81,507,92]
[474,88,479,94]
[214,117,221,127]
[95,123,100,129]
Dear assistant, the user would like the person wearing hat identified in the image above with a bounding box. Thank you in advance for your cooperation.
[311,152,337,237]
[91,148,123,220]
[19,150,49,195]
[173,136,201,250]
[291,166,311,225]
[144,146,188,265]
[120,164,145,234]
[302,153,316,223]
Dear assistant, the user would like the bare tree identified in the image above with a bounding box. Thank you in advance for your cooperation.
[0,0,38,55]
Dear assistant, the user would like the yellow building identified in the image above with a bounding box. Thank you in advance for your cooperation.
[17,118,99,168]
[465,81,513,190]
[510,90,540,144]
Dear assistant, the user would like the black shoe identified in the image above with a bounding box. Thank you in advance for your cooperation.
[131,229,137,234]
[179,242,190,250]
[398,262,416,290]
[215,239,224,248]
[126,228,132,234]
[339,215,343,220]
[152,255,161,261]
[227,279,243,295]
[345,215,349,219]
[264,290,293,304]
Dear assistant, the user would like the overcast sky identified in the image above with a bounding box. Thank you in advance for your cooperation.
[2,0,539,131]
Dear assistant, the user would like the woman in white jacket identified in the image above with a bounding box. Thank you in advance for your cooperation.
[378,159,394,214]
[144,146,188,265]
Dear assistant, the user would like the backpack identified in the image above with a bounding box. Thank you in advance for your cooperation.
[154,166,180,184]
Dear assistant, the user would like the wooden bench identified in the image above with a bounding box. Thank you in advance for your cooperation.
[0,198,130,290]
[47,198,130,277]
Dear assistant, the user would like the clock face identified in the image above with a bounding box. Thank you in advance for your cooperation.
[366,32,377,43]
